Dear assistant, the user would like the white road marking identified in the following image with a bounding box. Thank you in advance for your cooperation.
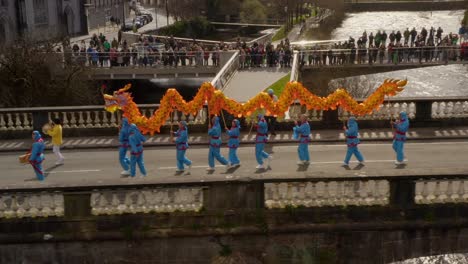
[158,160,398,170]
[47,169,101,174]
[309,141,468,147]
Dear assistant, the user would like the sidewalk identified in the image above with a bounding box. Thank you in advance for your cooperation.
[1,126,467,153]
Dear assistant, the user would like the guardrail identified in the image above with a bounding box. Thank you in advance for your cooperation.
[1,173,468,219]
[290,50,300,82]
[0,97,467,137]
[211,50,240,90]
[298,46,467,67]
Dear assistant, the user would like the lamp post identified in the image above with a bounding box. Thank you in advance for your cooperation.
[284,6,288,31]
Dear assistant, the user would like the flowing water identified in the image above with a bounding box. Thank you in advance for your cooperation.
[320,10,468,97]
[328,10,468,264]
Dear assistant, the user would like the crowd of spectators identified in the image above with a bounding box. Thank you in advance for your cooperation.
[300,26,468,66]
[62,25,468,69]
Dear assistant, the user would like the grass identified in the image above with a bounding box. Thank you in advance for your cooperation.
[265,73,291,95]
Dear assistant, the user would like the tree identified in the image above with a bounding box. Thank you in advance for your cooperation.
[240,0,267,24]
[0,38,101,107]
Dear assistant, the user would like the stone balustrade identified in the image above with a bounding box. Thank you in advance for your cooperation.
[432,100,468,119]
[264,180,390,208]
[90,187,204,215]
[2,175,468,219]
[339,101,417,121]
[415,179,468,204]
[0,192,64,218]
[0,105,208,133]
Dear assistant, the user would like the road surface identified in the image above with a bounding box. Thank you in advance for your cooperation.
[1,141,467,190]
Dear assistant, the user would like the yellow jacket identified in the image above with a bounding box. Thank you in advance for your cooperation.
[47,124,63,146]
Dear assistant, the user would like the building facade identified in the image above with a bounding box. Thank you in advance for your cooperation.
[0,0,86,45]
[86,0,127,30]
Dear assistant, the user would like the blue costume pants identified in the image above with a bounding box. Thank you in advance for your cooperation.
[177,150,192,170]
[30,161,44,181]
[228,148,240,165]
[344,146,364,164]
[392,140,405,162]
[119,147,130,171]
[130,153,146,177]
[255,143,269,165]
[208,146,228,168]
[298,143,310,162]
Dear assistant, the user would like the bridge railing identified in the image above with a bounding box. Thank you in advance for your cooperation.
[211,50,240,90]
[298,46,467,67]
[0,105,208,137]
[1,173,468,218]
[290,50,300,82]
[0,97,467,137]
[54,51,222,69]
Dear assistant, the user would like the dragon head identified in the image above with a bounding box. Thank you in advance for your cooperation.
[103,84,132,113]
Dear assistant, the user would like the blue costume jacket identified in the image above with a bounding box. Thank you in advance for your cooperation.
[129,124,147,176]
[118,117,130,171]
[345,117,360,147]
[174,121,192,171]
[29,131,45,180]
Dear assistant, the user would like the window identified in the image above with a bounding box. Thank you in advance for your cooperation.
[33,0,48,25]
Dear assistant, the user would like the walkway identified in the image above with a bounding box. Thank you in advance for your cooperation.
[1,140,468,190]
[222,68,290,101]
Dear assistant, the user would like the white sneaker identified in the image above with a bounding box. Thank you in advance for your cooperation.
[55,160,64,165]
[187,164,192,172]
[395,161,404,165]
[256,164,265,169]
[120,170,130,176]
[267,155,273,167]
[359,161,365,165]
[303,161,310,165]
[206,167,215,171]
[176,169,185,172]
[342,163,349,167]
[297,161,305,165]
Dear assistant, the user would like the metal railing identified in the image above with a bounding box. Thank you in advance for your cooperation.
[298,46,467,67]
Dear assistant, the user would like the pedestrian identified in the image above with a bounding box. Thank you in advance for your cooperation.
[265,89,278,136]
[255,114,272,169]
[118,117,131,176]
[343,117,364,166]
[293,114,311,165]
[392,112,410,165]
[207,116,229,171]
[128,124,147,177]
[173,121,192,172]
[226,119,241,167]
[29,131,46,181]
[45,118,64,165]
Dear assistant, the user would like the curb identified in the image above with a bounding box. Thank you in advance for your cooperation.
[2,136,467,153]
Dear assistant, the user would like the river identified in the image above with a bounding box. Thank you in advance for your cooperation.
[330,10,467,264]
[318,10,467,98]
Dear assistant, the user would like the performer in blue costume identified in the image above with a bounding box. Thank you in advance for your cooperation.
[29,131,46,181]
[119,117,131,176]
[255,114,272,169]
[392,111,409,165]
[128,124,147,177]
[343,117,365,166]
[293,114,311,165]
[174,121,192,172]
[226,119,241,167]
[207,116,228,171]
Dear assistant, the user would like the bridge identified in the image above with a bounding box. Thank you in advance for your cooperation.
[1,131,468,262]
[1,93,468,262]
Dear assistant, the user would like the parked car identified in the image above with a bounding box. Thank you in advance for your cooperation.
[122,22,134,31]
[141,14,153,23]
